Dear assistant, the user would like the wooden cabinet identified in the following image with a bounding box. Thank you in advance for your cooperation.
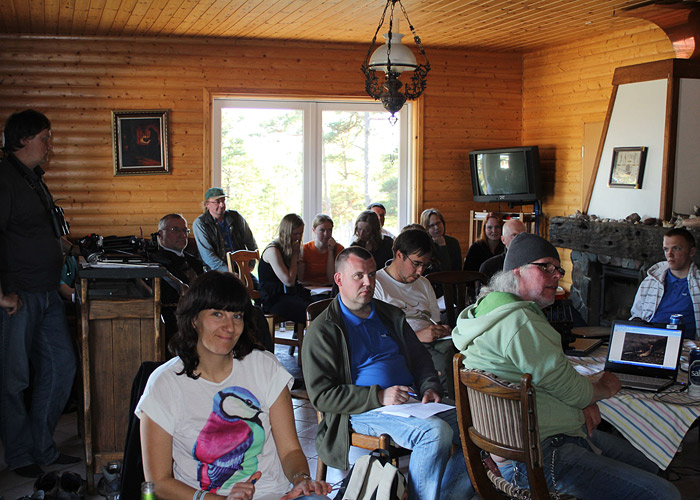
[76,264,166,490]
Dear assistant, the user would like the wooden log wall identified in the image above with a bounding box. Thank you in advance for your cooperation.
[521,24,676,287]
[0,34,520,252]
[0,25,677,259]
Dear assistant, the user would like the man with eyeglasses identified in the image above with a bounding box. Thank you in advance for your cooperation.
[374,228,454,393]
[192,187,257,272]
[452,233,679,500]
[149,213,204,293]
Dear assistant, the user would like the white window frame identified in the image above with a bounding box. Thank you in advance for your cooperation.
[212,98,412,239]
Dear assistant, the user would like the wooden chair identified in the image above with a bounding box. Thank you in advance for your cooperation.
[227,249,305,363]
[305,299,411,481]
[453,353,563,500]
[426,271,488,328]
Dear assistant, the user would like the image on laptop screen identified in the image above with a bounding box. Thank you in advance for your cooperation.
[607,322,682,371]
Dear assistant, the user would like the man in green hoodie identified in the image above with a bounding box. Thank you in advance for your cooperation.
[452,233,679,500]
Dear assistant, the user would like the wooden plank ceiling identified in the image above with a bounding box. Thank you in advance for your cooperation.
[0,0,664,52]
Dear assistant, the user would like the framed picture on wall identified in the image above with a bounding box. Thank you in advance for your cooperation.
[608,146,647,189]
[112,110,170,175]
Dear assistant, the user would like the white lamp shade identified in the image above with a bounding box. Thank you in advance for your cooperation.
[368,33,417,73]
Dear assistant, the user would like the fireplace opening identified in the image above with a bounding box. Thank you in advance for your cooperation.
[600,265,639,325]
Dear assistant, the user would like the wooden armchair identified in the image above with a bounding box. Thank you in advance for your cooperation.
[426,271,487,327]
[453,353,567,500]
[305,298,411,481]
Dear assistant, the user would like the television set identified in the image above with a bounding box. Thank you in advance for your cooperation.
[469,146,542,204]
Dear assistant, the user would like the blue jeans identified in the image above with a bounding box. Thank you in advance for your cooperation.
[350,409,474,500]
[498,430,680,500]
[0,290,76,468]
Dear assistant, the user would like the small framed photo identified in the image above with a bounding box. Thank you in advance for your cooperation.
[112,110,170,176]
[609,147,647,189]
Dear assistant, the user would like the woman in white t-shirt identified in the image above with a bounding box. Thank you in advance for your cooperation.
[136,271,331,500]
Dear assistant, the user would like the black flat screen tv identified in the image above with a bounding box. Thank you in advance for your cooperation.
[469,146,542,204]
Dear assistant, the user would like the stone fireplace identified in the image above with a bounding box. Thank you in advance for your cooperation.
[550,217,700,326]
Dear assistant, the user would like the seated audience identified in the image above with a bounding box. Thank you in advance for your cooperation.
[420,208,462,273]
[299,214,344,285]
[259,214,312,324]
[373,229,454,394]
[463,212,504,271]
[302,247,474,500]
[453,233,679,500]
[193,187,258,272]
[631,227,699,339]
[148,213,272,352]
[368,202,395,239]
[136,271,331,500]
[350,210,394,270]
[478,218,526,279]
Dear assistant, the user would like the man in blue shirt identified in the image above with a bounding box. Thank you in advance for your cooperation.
[631,228,700,339]
[302,247,473,500]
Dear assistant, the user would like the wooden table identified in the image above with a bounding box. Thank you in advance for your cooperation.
[569,341,700,469]
[77,263,166,490]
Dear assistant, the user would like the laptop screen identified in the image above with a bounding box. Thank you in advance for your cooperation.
[607,321,682,372]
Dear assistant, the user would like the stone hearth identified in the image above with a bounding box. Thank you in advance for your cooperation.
[550,216,700,326]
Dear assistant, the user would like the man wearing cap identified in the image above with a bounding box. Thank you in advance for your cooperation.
[192,187,258,272]
[452,233,679,500]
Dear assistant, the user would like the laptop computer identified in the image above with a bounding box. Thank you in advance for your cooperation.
[604,320,683,392]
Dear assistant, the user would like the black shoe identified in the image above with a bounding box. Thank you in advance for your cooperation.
[34,471,60,497]
[50,454,81,465]
[57,472,86,500]
[13,464,44,478]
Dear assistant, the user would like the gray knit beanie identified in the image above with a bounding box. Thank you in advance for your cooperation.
[503,233,560,272]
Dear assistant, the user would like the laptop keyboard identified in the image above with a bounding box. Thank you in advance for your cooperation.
[616,373,672,391]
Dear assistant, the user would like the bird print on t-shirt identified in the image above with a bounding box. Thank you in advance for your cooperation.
[192,386,263,492]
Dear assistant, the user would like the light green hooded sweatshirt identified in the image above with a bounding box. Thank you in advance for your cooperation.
[452,292,593,439]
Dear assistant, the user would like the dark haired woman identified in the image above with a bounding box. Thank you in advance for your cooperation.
[137,272,330,500]
[259,214,312,324]
[350,210,393,270]
[463,212,504,271]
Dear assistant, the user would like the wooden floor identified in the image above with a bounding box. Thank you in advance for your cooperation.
[1,345,699,499]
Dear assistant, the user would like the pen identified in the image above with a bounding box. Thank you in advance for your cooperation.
[428,317,438,325]
[407,387,419,398]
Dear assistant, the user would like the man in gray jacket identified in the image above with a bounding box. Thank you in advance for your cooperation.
[192,187,257,272]
[302,246,473,500]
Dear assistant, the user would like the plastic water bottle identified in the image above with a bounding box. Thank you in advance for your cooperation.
[141,482,155,500]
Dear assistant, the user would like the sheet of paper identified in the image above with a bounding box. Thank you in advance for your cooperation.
[371,402,454,419]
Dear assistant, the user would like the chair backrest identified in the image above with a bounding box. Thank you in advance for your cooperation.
[306,298,333,326]
[426,271,487,327]
[227,249,261,300]
[453,353,549,500]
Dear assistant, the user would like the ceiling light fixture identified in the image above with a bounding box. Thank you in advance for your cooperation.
[362,0,430,123]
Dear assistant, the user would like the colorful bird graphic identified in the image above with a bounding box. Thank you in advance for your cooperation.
[192,386,263,492]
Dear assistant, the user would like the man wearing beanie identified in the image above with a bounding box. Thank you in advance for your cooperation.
[452,233,679,500]
[192,187,258,272]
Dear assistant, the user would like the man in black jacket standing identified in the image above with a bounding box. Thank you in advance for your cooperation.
[0,109,78,477]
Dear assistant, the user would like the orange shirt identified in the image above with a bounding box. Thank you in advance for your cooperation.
[302,241,344,284]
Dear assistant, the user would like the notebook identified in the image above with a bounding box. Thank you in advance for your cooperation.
[604,320,683,392]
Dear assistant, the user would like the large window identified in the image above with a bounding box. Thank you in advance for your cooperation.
[212,99,411,246]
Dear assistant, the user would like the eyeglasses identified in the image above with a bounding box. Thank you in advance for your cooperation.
[407,257,431,270]
[529,262,565,277]
[163,227,190,234]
